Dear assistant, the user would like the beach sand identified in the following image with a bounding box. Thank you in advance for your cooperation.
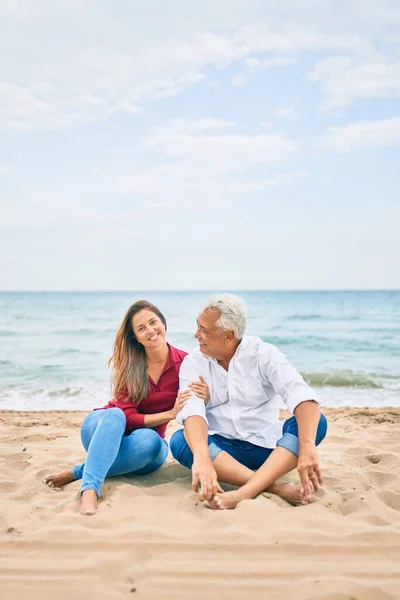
[1,407,399,600]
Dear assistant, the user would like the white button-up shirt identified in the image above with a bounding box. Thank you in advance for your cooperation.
[177,335,319,449]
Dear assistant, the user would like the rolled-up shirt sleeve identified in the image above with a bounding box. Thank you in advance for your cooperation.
[176,354,208,426]
[260,345,319,414]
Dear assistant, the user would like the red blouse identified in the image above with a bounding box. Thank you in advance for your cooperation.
[102,344,187,438]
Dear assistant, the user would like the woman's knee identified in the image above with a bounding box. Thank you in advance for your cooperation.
[133,428,163,459]
[100,407,127,432]
[80,408,126,450]
[103,407,126,424]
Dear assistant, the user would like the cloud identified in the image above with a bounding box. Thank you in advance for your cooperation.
[0,164,13,175]
[232,74,248,86]
[144,124,296,171]
[150,118,235,136]
[275,106,297,119]
[245,56,296,69]
[323,117,400,152]
[117,118,297,207]
[0,2,381,130]
[309,56,400,109]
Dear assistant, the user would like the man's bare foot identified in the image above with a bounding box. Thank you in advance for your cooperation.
[212,483,305,510]
[42,469,75,490]
[80,489,97,516]
[205,497,220,510]
[265,482,304,506]
[212,490,245,510]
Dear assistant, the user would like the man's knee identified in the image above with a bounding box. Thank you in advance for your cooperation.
[316,413,328,445]
[170,429,186,462]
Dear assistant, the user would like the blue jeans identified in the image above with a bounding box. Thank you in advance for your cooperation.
[72,408,168,497]
[170,414,328,471]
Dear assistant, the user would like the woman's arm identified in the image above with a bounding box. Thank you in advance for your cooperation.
[143,381,209,427]
[122,390,191,431]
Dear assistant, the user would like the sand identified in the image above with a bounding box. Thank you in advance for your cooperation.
[0,407,400,600]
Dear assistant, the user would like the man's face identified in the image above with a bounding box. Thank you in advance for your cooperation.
[194,309,229,358]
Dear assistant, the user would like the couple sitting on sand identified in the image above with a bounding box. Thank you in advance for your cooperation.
[43,294,327,515]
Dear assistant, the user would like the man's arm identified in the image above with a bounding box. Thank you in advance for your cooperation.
[294,400,323,501]
[184,416,220,501]
[261,345,323,501]
[176,355,221,501]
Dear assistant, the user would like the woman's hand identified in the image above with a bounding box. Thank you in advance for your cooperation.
[169,390,191,420]
[188,376,209,404]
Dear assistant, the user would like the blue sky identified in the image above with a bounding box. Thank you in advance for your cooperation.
[0,0,399,290]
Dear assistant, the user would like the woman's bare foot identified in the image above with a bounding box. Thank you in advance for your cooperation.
[212,490,244,510]
[266,482,304,506]
[42,469,75,490]
[80,489,97,516]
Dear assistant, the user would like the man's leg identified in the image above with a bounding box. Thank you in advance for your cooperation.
[170,429,257,487]
[214,413,328,509]
[170,429,305,507]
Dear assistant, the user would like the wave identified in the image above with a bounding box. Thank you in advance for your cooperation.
[285,314,323,321]
[0,330,18,337]
[53,328,114,336]
[301,370,400,389]
[284,314,364,322]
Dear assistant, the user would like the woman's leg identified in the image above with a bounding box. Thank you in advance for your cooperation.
[214,414,328,509]
[45,413,168,488]
[43,408,127,515]
[105,428,169,477]
[42,409,119,489]
[74,408,127,496]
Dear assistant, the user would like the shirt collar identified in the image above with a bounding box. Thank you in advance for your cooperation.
[206,335,250,366]
[165,343,182,369]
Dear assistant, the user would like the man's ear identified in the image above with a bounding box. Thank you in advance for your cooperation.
[225,330,235,342]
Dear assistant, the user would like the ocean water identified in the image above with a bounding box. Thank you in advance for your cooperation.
[0,291,399,410]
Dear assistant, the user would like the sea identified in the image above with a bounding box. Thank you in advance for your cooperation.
[1,291,399,411]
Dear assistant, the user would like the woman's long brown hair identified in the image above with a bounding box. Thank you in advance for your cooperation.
[108,300,167,404]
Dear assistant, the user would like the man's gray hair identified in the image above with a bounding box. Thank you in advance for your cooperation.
[202,293,247,339]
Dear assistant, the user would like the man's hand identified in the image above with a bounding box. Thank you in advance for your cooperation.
[192,453,222,501]
[297,442,323,503]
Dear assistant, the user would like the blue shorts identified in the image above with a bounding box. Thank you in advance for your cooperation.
[170,414,328,471]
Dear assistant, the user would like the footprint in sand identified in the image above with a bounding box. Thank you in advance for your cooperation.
[377,490,400,512]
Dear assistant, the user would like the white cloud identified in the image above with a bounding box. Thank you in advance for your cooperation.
[0,2,381,130]
[117,118,297,207]
[150,118,235,136]
[309,56,400,109]
[275,106,297,119]
[232,74,248,86]
[0,190,97,228]
[323,117,400,152]
[144,129,296,171]
[0,164,13,175]
[245,56,296,69]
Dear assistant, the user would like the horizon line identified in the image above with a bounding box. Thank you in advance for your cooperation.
[1,289,399,293]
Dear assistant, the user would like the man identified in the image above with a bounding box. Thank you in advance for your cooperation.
[170,293,327,510]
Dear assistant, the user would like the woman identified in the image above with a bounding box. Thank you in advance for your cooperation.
[43,300,208,516]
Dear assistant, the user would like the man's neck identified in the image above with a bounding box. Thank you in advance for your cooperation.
[216,340,241,371]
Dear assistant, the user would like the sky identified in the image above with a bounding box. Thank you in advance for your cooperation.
[0,0,399,291]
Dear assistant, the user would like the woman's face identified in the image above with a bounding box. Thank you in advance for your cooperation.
[131,309,166,349]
